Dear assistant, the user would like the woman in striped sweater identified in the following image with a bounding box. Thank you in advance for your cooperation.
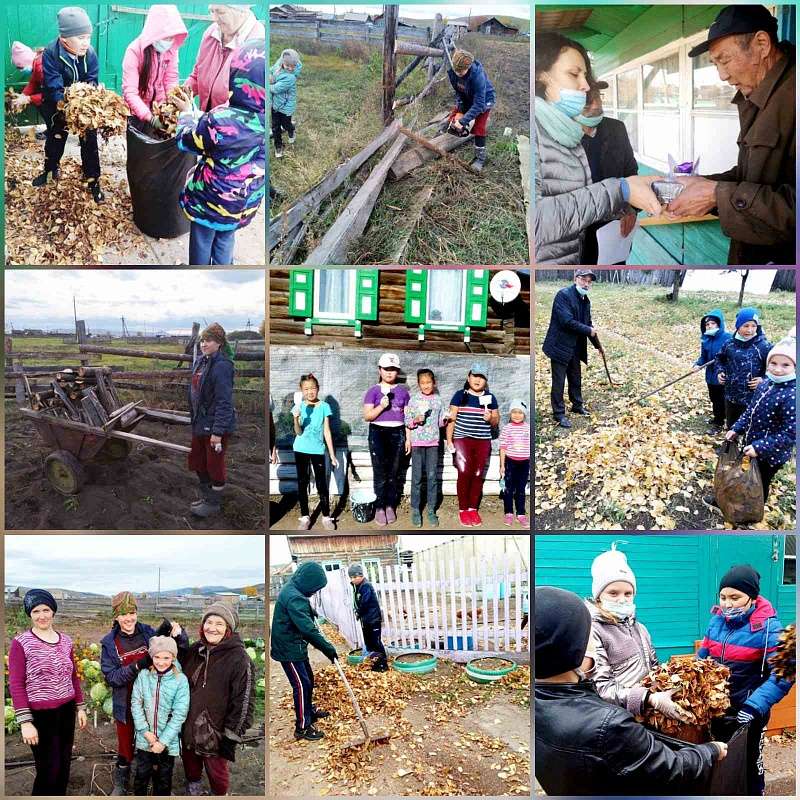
[8,589,87,795]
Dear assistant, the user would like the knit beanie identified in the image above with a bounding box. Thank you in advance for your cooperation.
[24,588,57,616]
[535,587,591,679]
[348,564,364,578]
[203,601,239,632]
[148,635,178,659]
[509,398,528,415]
[735,307,760,332]
[719,564,760,599]
[112,591,138,617]
[201,323,227,346]
[452,49,474,72]
[767,332,796,367]
[58,7,93,38]
[591,545,637,599]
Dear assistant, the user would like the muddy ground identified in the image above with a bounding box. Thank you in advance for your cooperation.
[269,626,530,797]
[4,401,266,530]
[269,494,529,532]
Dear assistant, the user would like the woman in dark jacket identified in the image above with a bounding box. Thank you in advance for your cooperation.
[100,591,187,795]
[180,602,255,796]
[188,322,237,518]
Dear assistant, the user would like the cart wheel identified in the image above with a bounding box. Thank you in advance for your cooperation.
[100,439,133,461]
[44,450,86,495]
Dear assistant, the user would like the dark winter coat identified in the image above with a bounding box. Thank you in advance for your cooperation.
[179,633,256,760]
[730,377,796,468]
[582,116,638,184]
[447,60,495,126]
[535,681,718,795]
[352,580,381,625]
[695,309,733,386]
[270,562,338,663]
[177,40,266,231]
[715,327,772,405]
[697,596,792,719]
[41,38,99,123]
[542,285,600,365]
[101,621,188,724]
[189,349,236,436]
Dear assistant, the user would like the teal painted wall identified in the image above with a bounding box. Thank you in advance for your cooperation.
[535,535,796,662]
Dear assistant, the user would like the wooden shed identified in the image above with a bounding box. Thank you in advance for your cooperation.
[469,16,520,36]
[287,534,399,580]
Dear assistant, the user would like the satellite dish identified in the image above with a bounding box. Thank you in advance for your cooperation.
[489,270,521,304]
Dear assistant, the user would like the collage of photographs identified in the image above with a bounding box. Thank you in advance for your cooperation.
[0,0,796,799]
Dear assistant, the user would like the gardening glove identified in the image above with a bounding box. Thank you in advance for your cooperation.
[155,618,173,636]
[218,736,237,760]
[736,708,756,725]
[150,116,165,130]
[648,689,696,723]
[321,641,338,663]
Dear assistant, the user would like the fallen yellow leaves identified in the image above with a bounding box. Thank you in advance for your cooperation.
[150,86,186,139]
[59,82,129,139]
[770,624,796,681]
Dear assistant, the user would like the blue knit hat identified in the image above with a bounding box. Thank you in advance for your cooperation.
[735,307,760,331]
[24,589,57,616]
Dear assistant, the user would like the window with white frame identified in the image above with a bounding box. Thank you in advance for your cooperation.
[428,269,466,325]
[362,558,381,582]
[314,269,356,320]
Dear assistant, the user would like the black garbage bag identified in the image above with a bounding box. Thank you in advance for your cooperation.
[126,117,196,239]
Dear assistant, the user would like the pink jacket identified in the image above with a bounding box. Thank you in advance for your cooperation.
[122,4,188,121]
[184,12,265,112]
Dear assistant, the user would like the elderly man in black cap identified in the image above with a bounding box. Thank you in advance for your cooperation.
[579,82,640,264]
[668,5,795,265]
[535,586,726,795]
[542,269,603,428]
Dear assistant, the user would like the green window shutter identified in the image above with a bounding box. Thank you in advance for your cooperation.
[289,269,314,317]
[355,269,380,321]
[465,269,489,328]
[404,270,428,324]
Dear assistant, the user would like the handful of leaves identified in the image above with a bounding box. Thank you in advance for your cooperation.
[58,82,129,139]
[770,623,796,681]
[638,656,730,740]
[150,85,188,139]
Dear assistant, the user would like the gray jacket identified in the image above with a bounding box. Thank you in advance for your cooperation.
[534,119,626,264]
[587,602,659,716]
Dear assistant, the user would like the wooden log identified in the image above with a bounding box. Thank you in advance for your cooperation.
[94,374,115,414]
[109,429,191,454]
[52,383,80,420]
[112,369,264,379]
[78,344,263,362]
[395,41,444,58]
[390,130,472,180]
[382,5,399,123]
[395,28,447,89]
[7,351,102,360]
[390,184,434,263]
[398,126,477,175]
[393,57,447,110]
[81,391,109,426]
[78,366,112,377]
[140,407,192,425]
[269,120,402,250]
[109,400,144,420]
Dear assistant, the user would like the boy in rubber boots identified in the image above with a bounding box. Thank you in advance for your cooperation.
[348,564,388,671]
[270,562,338,741]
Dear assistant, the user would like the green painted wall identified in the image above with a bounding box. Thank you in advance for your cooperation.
[534,535,796,662]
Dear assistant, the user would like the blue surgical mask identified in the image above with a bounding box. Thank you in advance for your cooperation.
[722,606,748,619]
[735,331,756,342]
[574,112,603,127]
[767,371,796,384]
[575,285,589,297]
[601,599,636,619]
[153,38,173,54]
[705,326,719,336]
[553,88,587,118]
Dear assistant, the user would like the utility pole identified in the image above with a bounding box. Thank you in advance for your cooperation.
[382,4,398,123]
[156,567,161,612]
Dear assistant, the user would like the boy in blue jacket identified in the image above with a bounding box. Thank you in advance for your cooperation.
[270,49,301,158]
[719,334,796,504]
[37,7,103,201]
[348,564,388,671]
[715,307,772,428]
[447,49,496,172]
[693,309,732,432]
[697,565,793,795]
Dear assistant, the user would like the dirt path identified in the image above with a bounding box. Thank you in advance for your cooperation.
[269,640,530,797]
[5,405,266,530]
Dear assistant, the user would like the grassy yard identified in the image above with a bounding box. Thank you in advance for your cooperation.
[534,282,797,531]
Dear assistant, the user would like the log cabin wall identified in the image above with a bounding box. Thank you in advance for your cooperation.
[268,269,530,356]
[287,534,399,566]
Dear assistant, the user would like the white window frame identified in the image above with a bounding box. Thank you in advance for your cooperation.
[362,558,381,583]
[600,27,738,173]
[426,269,468,327]
[312,269,357,321]
[322,560,342,572]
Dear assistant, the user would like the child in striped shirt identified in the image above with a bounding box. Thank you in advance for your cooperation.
[446,362,499,527]
[499,399,530,527]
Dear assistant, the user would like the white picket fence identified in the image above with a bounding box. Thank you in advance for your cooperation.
[312,555,530,663]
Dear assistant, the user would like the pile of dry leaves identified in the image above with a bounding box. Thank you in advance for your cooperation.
[4,140,138,264]
[150,86,186,138]
[59,82,129,139]
[771,624,796,681]
[638,657,730,741]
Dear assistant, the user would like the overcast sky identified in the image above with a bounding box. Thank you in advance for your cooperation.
[269,533,468,564]
[4,270,265,336]
[293,3,531,19]
[5,535,265,594]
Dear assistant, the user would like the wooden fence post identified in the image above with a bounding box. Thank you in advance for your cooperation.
[382,4,398,123]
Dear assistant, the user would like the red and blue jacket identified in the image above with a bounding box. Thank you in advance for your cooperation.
[697,596,792,719]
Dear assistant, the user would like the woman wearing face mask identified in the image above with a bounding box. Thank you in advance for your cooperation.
[587,546,695,725]
[122,5,188,128]
[693,310,733,433]
[534,32,662,264]
[698,565,792,796]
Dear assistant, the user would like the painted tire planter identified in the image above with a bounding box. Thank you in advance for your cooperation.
[347,648,367,665]
[392,652,438,674]
[465,657,516,684]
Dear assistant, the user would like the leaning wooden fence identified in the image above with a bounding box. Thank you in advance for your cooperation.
[271,19,430,44]
[313,555,530,663]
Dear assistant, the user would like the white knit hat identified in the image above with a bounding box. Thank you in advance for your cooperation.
[591,544,637,599]
[767,329,796,367]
